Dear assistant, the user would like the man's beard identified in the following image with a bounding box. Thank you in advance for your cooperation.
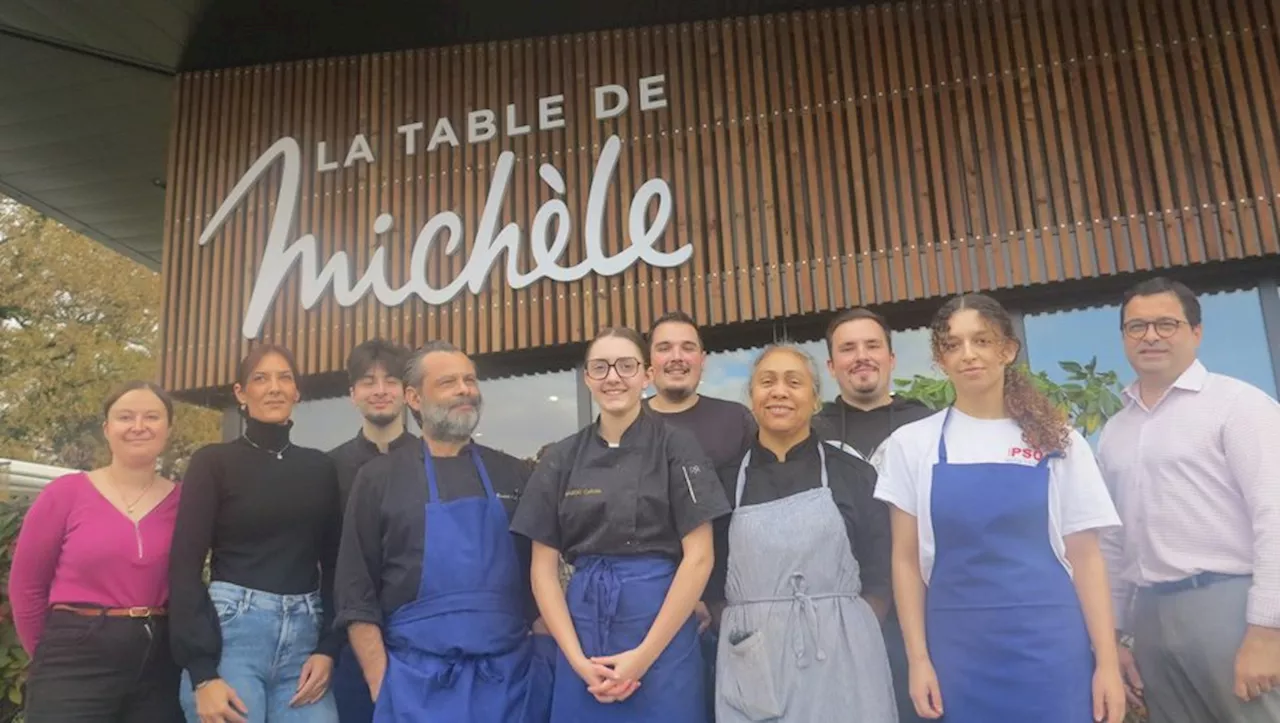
[363,410,400,428]
[659,385,695,402]
[421,394,482,442]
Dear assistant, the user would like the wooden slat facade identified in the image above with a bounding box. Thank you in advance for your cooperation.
[161,0,1280,395]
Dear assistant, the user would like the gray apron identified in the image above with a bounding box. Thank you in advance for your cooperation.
[716,442,897,722]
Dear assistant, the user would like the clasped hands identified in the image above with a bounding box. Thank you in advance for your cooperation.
[572,646,656,704]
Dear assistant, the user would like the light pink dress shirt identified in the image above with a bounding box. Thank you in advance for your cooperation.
[1097,360,1280,631]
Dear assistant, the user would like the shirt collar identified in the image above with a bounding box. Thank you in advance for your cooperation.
[592,408,653,448]
[354,428,417,455]
[749,431,817,465]
[413,437,478,459]
[1123,359,1208,404]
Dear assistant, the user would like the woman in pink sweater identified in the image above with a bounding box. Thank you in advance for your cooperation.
[9,380,184,723]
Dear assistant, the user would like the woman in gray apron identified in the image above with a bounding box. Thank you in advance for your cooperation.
[714,343,897,722]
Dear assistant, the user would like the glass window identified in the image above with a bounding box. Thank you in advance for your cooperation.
[661,326,938,409]
[466,369,580,461]
[289,396,364,452]
[1025,287,1277,398]
[797,326,940,403]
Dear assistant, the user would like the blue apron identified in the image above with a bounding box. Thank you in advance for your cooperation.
[925,408,1093,722]
[372,447,554,723]
[551,555,706,723]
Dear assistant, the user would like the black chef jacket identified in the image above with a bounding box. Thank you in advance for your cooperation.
[334,438,536,629]
[706,433,892,605]
[509,410,731,564]
[328,429,417,512]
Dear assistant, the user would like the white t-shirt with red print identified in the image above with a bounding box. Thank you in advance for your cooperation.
[873,407,1121,584]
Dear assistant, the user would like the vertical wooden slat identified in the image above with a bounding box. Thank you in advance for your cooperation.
[895,4,929,299]
[942,3,977,292]
[1146,4,1204,266]
[759,16,790,318]
[805,10,840,309]
[188,72,212,388]
[159,5,1280,397]
[1122,0,1172,269]
[695,22,728,325]
[1217,0,1274,254]
[1010,0,1052,283]
[1242,0,1280,252]
[1182,0,1239,261]
[820,9,854,308]
[678,23,710,324]
[973,0,1009,290]
[721,20,750,323]
[1041,1,1093,278]
[619,30,640,330]
[923,5,960,297]
[160,75,187,388]
[573,34,595,339]
[1027,0,1078,279]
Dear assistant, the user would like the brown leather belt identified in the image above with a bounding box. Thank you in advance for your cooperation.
[52,604,167,618]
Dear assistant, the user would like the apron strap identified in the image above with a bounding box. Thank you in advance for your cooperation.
[423,444,496,504]
[734,450,752,507]
[735,439,830,506]
[936,407,955,464]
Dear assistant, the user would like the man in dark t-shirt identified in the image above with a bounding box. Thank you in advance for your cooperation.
[642,311,755,722]
[642,311,756,469]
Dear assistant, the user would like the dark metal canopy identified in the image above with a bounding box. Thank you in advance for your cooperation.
[0,0,853,269]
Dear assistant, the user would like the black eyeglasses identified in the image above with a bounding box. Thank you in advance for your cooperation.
[1122,318,1187,340]
[585,357,643,380]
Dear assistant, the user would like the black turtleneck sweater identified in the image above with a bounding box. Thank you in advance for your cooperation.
[169,418,343,687]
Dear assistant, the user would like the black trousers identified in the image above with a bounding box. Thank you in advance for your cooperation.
[24,609,184,723]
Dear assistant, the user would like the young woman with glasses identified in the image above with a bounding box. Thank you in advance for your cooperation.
[511,326,731,722]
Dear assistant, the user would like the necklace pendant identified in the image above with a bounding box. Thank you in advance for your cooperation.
[276,452,283,460]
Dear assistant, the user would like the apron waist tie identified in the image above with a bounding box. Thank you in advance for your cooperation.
[579,558,622,656]
[432,650,506,688]
[729,573,858,668]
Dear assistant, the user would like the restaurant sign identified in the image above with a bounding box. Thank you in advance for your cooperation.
[197,75,691,339]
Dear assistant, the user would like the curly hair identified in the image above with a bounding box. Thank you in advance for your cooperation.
[930,293,1071,455]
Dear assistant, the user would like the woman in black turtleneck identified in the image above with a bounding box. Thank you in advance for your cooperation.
[170,344,342,723]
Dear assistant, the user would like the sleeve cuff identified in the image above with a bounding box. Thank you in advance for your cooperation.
[1112,587,1134,633]
[1246,590,1280,628]
[314,629,346,659]
[188,658,221,689]
[334,609,382,630]
[872,487,915,517]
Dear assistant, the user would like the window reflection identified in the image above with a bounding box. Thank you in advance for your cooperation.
[1025,287,1276,398]
[466,369,580,460]
[675,326,938,409]
[290,397,364,452]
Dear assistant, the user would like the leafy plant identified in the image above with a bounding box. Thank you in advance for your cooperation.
[894,357,1125,436]
[0,498,31,723]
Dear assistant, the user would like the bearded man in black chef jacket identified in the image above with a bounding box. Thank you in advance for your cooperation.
[334,340,553,723]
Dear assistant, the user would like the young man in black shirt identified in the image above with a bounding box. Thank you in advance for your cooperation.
[641,311,755,720]
[812,308,934,723]
[334,341,550,722]
[327,339,413,723]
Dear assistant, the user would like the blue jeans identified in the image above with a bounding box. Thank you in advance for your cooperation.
[180,581,338,723]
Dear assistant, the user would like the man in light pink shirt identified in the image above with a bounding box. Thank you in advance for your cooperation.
[1098,277,1280,723]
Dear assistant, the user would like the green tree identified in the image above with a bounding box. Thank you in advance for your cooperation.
[0,202,220,478]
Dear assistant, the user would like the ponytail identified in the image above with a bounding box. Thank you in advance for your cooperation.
[1003,364,1071,455]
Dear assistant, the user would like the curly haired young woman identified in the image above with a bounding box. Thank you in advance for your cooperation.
[874,293,1128,723]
